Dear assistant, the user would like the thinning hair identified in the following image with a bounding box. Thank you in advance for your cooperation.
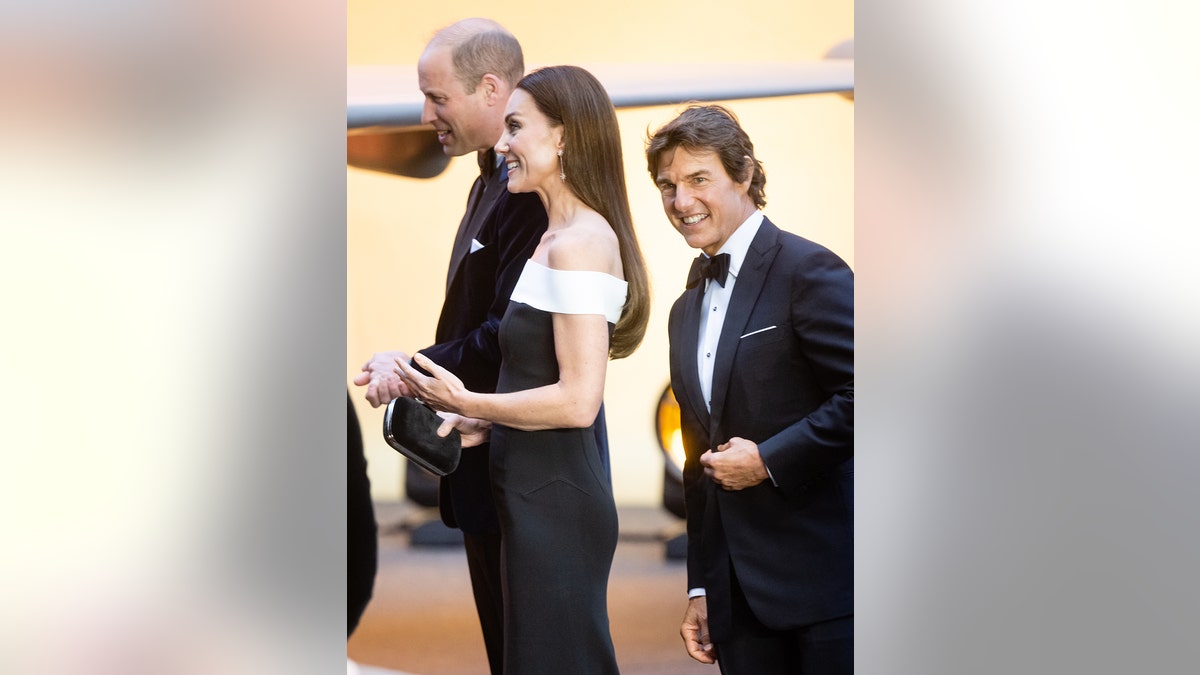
[516,65,650,360]
[645,104,767,209]
[428,18,524,92]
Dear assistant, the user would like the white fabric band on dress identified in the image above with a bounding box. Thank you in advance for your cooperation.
[510,260,628,323]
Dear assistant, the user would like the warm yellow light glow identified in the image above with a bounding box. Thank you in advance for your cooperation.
[668,430,686,473]
[656,386,686,475]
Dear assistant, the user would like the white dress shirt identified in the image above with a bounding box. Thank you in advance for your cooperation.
[688,211,765,601]
[696,211,764,411]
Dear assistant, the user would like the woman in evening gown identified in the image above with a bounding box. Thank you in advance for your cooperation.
[396,65,650,674]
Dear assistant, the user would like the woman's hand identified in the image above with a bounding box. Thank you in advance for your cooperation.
[436,412,492,448]
[394,352,469,415]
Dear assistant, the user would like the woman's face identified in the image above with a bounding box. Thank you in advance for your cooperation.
[495,88,563,194]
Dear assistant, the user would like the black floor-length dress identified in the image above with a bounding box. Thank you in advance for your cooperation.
[489,260,626,674]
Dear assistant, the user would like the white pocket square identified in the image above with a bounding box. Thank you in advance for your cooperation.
[740,325,777,339]
[469,238,485,254]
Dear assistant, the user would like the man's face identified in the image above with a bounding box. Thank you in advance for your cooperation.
[654,146,755,256]
[417,45,497,157]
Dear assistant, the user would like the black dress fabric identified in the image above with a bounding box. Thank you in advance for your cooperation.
[489,262,625,674]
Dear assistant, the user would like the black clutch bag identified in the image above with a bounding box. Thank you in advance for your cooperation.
[382,397,461,476]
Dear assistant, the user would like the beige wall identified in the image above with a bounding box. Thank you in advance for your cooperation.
[348,1,854,504]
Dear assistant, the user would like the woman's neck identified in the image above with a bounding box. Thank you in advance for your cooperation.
[537,182,589,231]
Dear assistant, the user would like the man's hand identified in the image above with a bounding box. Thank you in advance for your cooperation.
[700,437,769,491]
[352,350,412,407]
[680,596,715,664]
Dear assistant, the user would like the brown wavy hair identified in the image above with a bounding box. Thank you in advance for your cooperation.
[516,65,650,359]
[645,104,767,208]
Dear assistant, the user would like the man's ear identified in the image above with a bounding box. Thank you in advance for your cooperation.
[480,74,502,105]
[739,155,755,188]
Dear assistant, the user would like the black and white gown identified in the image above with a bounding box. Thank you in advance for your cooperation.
[490,259,627,674]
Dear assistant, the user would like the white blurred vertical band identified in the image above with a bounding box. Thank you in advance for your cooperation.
[0,1,347,672]
[857,0,1200,673]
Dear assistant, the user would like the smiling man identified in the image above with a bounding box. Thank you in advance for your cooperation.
[352,18,548,675]
[647,105,855,675]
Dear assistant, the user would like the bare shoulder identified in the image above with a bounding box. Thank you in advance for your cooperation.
[546,212,622,277]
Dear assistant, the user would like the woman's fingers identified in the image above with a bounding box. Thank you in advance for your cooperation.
[412,352,453,380]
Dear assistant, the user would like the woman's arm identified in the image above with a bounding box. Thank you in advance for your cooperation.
[395,226,618,431]
[399,311,608,430]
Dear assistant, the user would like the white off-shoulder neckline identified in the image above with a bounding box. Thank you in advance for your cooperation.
[509,259,628,323]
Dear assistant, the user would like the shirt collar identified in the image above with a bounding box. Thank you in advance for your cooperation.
[710,210,764,281]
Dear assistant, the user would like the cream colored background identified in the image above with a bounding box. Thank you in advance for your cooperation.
[348,1,854,504]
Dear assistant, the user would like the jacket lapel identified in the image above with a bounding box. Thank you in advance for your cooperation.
[676,284,710,430]
[445,158,506,292]
[445,176,485,292]
[708,219,782,437]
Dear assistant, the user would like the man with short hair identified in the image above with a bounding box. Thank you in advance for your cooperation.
[353,18,546,675]
[647,104,854,674]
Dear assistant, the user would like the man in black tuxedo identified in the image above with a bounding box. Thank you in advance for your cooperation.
[352,18,547,675]
[647,105,854,674]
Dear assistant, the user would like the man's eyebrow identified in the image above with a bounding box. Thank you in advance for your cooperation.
[658,168,704,180]
[657,166,710,185]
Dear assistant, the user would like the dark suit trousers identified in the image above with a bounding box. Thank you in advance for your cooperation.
[463,530,505,675]
[716,566,853,675]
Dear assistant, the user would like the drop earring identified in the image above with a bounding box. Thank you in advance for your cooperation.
[557,149,565,182]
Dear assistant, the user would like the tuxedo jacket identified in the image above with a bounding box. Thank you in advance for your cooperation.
[667,217,854,640]
[416,155,548,534]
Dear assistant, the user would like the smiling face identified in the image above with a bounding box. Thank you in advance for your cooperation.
[494,88,563,194]
[417,45,501,157]
[654,146,756,256]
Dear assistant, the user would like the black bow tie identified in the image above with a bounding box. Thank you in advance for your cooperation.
[686,253,731,290]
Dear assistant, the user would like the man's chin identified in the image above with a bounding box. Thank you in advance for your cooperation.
[681,234,710,251]
[433,135,461,157]
[445,144,478,158]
